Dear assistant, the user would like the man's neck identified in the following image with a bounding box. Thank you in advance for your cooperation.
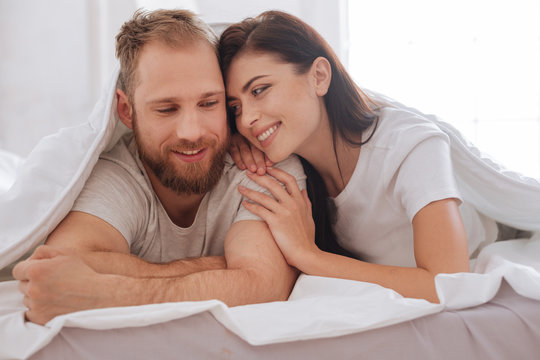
[143,162,206,228]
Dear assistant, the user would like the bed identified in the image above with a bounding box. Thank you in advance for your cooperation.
[28,280,540,360]
[1,67,539,360]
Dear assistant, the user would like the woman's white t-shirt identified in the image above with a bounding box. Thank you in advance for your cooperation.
[332,106,497,267]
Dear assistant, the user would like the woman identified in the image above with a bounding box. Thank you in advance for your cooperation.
[219,11,494,303]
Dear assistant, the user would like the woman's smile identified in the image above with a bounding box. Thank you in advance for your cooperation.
[255,122,281,147]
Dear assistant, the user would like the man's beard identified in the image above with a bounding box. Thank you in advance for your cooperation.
[133,115,228,196]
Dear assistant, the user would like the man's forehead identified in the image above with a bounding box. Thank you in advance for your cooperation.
[133,41,224,102]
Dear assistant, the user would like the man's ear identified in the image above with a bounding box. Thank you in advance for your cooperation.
[116,89,134,130]
[311,57,332,97]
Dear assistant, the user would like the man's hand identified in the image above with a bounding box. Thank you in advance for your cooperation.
[12,245,117,325]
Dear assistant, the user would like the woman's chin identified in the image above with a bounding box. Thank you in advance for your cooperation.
[267,151,293,164]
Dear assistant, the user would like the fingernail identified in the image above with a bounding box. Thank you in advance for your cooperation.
[249,165,257,172]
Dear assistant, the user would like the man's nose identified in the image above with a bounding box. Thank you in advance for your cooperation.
[175,110,203,142]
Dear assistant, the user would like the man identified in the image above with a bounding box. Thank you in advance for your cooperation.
[13,9,304,325]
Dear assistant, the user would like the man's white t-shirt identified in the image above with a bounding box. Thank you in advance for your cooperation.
[333,106,498,267]
[72,133,306,263]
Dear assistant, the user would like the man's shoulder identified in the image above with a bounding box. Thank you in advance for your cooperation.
[85,134,150,198]
[220,153,306,185]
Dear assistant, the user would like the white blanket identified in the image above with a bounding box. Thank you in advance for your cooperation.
[1,68,539,360]
[0,149,23,195]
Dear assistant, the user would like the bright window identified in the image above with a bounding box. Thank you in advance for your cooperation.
[348,0,540,178]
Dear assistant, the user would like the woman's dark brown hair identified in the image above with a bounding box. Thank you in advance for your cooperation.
[219,11,377,258]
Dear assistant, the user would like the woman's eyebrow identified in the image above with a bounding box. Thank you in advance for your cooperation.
[242,75,269,92]
[227,75,270,101]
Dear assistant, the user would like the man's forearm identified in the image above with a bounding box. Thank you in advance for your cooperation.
[107,265,297,308]
[78,250,226,278]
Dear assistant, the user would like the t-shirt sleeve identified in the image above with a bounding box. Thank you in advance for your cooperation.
[71,160,148,247]
[393,134,462,221]
[233,155,307,223]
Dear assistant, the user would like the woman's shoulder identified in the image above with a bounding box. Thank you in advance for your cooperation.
[369,105,448,149]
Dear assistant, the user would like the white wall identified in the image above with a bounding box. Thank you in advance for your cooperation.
[0,0,92,156]
[0,0,346,157]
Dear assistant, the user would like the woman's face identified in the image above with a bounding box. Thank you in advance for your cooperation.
[226,51,326,163]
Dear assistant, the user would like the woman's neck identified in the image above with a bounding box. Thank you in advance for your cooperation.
[296,115,361,198]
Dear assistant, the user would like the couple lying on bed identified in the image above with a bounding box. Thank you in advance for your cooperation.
[13,8,496,325]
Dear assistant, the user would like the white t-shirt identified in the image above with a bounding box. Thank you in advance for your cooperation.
[72,133,306,263]
[333,106,497,267]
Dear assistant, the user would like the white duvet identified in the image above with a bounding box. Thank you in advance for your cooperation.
[1,68,539,360]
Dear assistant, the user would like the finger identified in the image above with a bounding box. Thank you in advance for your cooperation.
[238,185,281,213]
[251,148,268,176]
[245,172,291,202]
[25,309,47,326]
[12,260,32,281]
[229,143,246,170]
[264,154,274,167]
[238,142,258,173]
[301,189,312,212]
[29,245,61,260]
[266,167,302,197]
[241,200,276,223]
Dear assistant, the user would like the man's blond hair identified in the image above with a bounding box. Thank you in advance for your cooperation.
[115,9,218,100]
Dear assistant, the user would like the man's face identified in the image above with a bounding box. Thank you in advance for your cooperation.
[130,41,229,195]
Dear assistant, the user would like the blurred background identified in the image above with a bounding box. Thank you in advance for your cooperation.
[1,0,539,178]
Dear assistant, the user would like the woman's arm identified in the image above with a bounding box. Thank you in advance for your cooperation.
[239,167,470,303]
[296,199,469,303]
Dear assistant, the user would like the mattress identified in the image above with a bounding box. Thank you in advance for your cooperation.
[30,280,540,360]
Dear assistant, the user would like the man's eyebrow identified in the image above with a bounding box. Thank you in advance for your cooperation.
[201,90,226,98]
[146,90,225,105]
[146,97,180,105]
[228,75,269,101]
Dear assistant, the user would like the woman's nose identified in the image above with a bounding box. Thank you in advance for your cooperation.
[240,104,260,129]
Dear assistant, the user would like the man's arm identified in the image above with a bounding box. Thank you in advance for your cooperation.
[14,220,298,324]
[43,211,226,277]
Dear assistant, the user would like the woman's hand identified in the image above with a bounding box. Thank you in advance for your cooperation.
[238,167,317,269]
[229,133,273,175]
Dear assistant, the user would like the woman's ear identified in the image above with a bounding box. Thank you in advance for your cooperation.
[116,89,134,130]
[311,57,332,96]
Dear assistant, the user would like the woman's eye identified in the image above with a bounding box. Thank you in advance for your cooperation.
[229,104,241,116]
[252,85,269,96]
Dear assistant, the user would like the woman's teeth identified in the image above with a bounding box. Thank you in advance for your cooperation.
[257,124,279,142]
